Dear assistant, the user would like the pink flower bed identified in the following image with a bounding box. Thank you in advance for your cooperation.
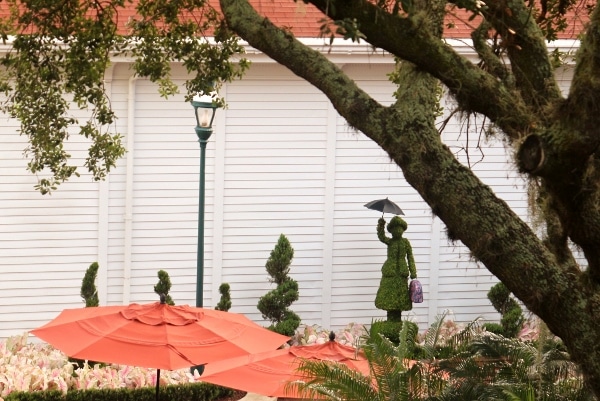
[0,333,197,400]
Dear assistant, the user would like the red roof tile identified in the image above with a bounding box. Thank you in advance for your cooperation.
[0,0,586,40]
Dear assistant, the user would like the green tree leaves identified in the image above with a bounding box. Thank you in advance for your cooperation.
[0,0,248,193]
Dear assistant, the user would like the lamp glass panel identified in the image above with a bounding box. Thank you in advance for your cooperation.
[198,108,211,127]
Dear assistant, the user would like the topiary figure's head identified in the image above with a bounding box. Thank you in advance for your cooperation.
[387,216,407,238]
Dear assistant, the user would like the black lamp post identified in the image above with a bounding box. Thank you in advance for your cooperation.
[192,94,218,308]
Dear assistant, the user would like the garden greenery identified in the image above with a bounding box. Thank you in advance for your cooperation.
[257,234,300,337]
[80,262,99,308]
[214,283,232,312]
[4,315,591,401]
[153,270,175,306]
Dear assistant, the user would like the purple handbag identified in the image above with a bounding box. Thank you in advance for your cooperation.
[410,280,423,303]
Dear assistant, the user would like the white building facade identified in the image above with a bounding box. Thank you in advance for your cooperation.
[0,39,576,339]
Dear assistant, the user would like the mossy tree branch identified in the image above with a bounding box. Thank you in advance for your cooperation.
[471,20,514,85]
[514,5,600,278]
[305,0,535,141]
[477,0,563,112]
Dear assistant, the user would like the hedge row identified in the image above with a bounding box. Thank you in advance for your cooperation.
[5,382,233,401]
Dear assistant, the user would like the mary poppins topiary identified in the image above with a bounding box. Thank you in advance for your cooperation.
[375,216,417,317]
[257,234,301,337]
[372,216,418,344]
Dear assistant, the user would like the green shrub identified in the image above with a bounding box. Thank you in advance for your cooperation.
[154,270,175,305]
[6,391,64,401]
[5,383,232,401]
[80,262,99,307]
[482,322,504,336]
[484,282,525,338]
[215,283,232,311]
[74,262,102,367]
[257,234,300,336]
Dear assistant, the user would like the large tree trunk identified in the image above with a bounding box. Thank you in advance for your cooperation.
[219,0,600,395]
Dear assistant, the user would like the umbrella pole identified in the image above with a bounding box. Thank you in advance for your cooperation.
[156,369,161,401]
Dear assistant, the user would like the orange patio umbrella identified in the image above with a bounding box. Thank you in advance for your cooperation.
[199,334,371,398]
[31,297,289,400]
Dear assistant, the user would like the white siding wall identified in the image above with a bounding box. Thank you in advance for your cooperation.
[0,104,102,334]
[0,50,573,339]
[220,67,331,325]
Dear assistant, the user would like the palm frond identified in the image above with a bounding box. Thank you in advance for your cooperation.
[368,322,411,399]
[419,313,483,362]
[438,326,595,401]
[290,321,425,401]
[420,310,450,359]
[538,344,578,382]
[502,384,536,401]
[290,361,377,401]
[406,359,448,399]
[445,315,483,353]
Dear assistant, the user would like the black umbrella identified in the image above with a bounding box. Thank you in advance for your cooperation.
[364,197,404,215]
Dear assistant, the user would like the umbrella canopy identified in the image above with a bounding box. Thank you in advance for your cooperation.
[199,337,370,398]
[364,198,404,215]
[31,301,290,370]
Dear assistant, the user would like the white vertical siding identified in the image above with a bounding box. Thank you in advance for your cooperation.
[104,69,130,305]
[433,105,530,324]
[0,51,572,339]
[0,108,102,338]
[219,64,331,326]
[112,67,206,306]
